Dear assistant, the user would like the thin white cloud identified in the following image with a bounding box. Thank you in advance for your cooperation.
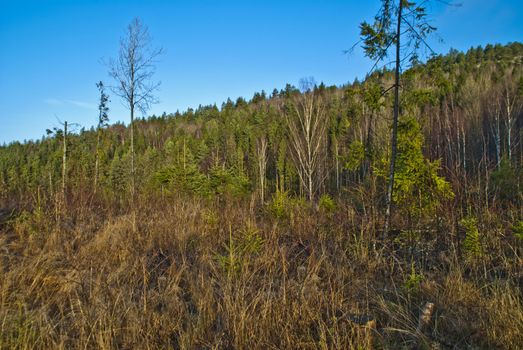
[43,98,96,110]
[43,98,64,106]
[65,99,96,110]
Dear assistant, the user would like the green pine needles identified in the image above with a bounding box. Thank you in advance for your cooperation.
[215,224,265,276]
[460,216,483,261]
[376,116,454,220]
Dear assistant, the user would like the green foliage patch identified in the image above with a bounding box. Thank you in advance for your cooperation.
[460,216,483,261]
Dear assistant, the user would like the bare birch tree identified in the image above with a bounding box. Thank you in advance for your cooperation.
[285,78,329,201]
[108,17,162,197]
[502,72,522,163]
[488,96,503,169]
[255,135,268,204]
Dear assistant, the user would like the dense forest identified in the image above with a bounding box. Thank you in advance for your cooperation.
[1,42,522,349]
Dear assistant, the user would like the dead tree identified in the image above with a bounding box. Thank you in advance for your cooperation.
[108,17,162,198]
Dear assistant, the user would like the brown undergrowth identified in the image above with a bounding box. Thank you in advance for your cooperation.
[0,194,521,349]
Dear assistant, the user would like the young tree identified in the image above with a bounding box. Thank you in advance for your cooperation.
[328,93,351,192]
[255,134,268,204]
[94,81,109,194]
[501,73,522,163]
[388,116,453,221]
[251,106,269,205]
[361,82,385,176]
[285,78,329,201]
[46,120,79,213]
[108,17,162,197]
[359,0,436,236]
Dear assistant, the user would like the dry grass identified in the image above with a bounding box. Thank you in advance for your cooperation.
[0,194,521,349]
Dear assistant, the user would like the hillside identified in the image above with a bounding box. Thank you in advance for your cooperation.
[0,43,522,349]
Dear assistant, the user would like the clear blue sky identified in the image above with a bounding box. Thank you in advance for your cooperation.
[1,0,522,144]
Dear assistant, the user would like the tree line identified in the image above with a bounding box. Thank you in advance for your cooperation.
[1,42,521,229]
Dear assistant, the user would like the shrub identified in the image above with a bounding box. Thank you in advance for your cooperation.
[404,263,423,295]
[318,194,336,216]
[269,190,291,219]
[344,140,365,171]
[512,220,523,241]
[208,165,251,198]
[376,116,454,220]
[491,159,522,203]
[215,223,264,275]
[155,163,209,196]
[155,164,251,198]
[393,229,421,247]
[460,216,483,261]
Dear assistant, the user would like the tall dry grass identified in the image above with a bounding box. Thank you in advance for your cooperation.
[0,193,521,349]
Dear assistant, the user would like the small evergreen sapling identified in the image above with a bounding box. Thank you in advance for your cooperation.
[375,116,453,221]
[460,216,483,261]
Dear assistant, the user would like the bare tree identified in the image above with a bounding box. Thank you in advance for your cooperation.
[285,78,329,201]
[108,17,162,197]
[501,71,522,163]
[487,94,503,169]
[255,135,268,204]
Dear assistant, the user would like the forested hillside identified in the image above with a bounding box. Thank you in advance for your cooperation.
[1,43,522,210]
[1,43,522,349]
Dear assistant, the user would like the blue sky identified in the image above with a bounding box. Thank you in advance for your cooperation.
[1,0,522,144]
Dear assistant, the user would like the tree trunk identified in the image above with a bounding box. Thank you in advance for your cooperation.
[256,136,267,205]
[384,0,403,238]
[130,101,135,197]
[94,129,101,195]
[495,109,501,169]
[335,139,340,192]
[365,113,374,178]
[482,133,489,209]
[505,90,513,162]
[308,171,313,202]
[62,121,67,211]
[130,96,136,233]
[461,121,467,173]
